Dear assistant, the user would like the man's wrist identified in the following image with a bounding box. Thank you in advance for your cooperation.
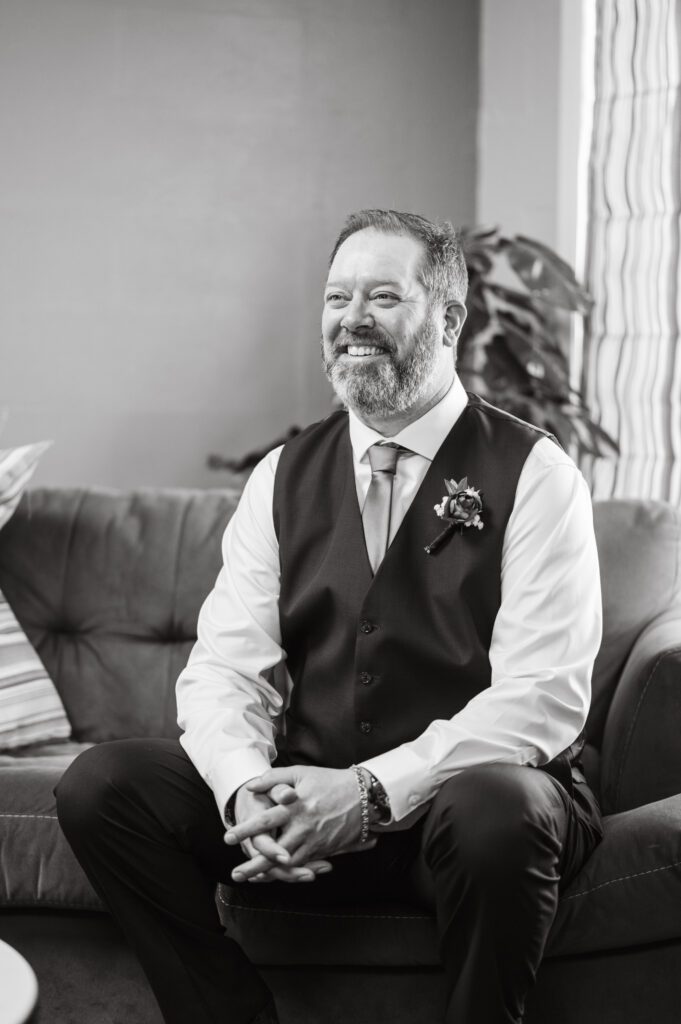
[224,789,239,828]
[357,767,391,826]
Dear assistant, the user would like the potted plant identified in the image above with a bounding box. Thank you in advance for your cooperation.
[208,227,615,473]
[457,226,615,456]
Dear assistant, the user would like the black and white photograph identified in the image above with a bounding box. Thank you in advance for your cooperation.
[1,2,680,1022]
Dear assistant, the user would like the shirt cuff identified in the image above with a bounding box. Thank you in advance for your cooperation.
[207,748,273,828]
[359,746,439,824]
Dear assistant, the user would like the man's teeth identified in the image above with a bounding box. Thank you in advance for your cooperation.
[346,345,385,356]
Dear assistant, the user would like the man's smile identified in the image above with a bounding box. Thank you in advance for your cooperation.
[338,344,390,361]
[332,335,394,362]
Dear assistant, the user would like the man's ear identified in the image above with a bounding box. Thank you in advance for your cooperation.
[443,300,467,349]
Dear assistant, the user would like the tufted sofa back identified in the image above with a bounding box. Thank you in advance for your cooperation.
[589,499,681,748]
[0,487,240,742]
[0,488,679,756]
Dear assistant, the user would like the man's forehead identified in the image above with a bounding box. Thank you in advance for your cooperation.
[327,228,425,286]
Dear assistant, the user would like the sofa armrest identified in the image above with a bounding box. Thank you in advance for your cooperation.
[600,613,681,814]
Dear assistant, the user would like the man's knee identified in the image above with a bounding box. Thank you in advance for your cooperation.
[422,764,566,879]
[55,739,158,841]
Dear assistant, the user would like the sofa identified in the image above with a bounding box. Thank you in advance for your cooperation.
[1,486,681,1024]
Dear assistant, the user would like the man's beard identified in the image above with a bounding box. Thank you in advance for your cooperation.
[321,313,442,416]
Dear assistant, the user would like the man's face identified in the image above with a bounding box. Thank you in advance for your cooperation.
[321,228,449,417]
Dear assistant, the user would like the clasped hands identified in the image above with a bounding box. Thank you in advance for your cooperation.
[224,765,376,884]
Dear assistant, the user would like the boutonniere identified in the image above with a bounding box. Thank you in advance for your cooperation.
[424,477,484,555]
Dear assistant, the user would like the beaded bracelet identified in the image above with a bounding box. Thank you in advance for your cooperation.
[350,764,371,844]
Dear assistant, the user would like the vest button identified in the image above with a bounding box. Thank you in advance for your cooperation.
[359,620,375,634]
[359,672,373,685]
[359,720,373,734]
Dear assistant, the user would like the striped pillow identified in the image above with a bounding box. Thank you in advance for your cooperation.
[0,442,71,749]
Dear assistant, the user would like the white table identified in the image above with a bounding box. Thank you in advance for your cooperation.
[0,939,38,1024]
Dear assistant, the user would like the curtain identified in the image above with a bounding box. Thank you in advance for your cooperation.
[581,0,681,502]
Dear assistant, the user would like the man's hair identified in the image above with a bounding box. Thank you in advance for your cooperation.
[328,209,468,307]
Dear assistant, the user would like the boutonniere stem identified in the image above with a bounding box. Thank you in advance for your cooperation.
[425,476,484,556]
[424,521,459,556]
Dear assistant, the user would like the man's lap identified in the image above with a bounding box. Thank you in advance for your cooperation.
[70,738,600,910]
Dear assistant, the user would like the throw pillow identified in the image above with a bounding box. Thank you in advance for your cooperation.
[0,442,72,749]
[0,441,52,530]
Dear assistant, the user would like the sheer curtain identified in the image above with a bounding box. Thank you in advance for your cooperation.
[580,0,681,502]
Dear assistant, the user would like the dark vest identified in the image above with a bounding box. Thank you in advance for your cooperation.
[272,394,579,787]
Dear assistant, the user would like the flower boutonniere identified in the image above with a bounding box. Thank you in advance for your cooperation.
[424,477,484,556]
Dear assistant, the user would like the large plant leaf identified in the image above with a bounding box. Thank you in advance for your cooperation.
[503,237,593,313]
[465,250,494,275]
[498,306,568,357]
[486,283,551,318]
[460,225,501,244]
[495,311,569,391]
[514,235,582,279]
[481,335,532,392]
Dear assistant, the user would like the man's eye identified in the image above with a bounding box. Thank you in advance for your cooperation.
[373,293,399,303]
[325,293,347,304]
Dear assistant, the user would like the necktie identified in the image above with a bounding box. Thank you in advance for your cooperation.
[362,443,403,574]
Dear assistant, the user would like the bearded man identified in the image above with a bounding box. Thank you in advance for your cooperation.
[56,209,603,1024]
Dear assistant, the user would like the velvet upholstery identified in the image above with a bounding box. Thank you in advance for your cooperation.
[1,487,680,1023]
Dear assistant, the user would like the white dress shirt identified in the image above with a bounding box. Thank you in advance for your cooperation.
[176,376,602,827]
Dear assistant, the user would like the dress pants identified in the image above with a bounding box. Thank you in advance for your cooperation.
[55,739,603,1024]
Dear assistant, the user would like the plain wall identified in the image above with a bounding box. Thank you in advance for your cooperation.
[477,0,590,404]
[477,0,563,250]
[0,0,479,488]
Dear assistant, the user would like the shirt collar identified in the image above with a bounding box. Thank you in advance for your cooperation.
[348,374,469,463]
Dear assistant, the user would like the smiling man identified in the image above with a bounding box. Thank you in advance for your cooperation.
[56,210,604,1024]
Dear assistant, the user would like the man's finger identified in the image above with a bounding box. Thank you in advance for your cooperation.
[246,768,296,793]
[231,852,272,882]
[269,783,297,805]
[232,850,315,882]
[256,865,316,883]
[224,805,290,845]
[251,832,291,864]
[234,854,316,883]
[257,857,333,882]
[303,859,333,875]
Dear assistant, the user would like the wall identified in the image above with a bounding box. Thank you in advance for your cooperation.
[0,0,479,488]
[477,0,590,416]
[477,0,581,260]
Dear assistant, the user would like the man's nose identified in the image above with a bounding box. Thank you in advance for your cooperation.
[341,298,374,332]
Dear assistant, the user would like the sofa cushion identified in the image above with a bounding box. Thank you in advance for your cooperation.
[218,794,681,965]
[0,741,101,909]
[0,486,241,742]
[547,794,681,955]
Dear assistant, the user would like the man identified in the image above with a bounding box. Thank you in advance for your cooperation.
[56,209,603,1024]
